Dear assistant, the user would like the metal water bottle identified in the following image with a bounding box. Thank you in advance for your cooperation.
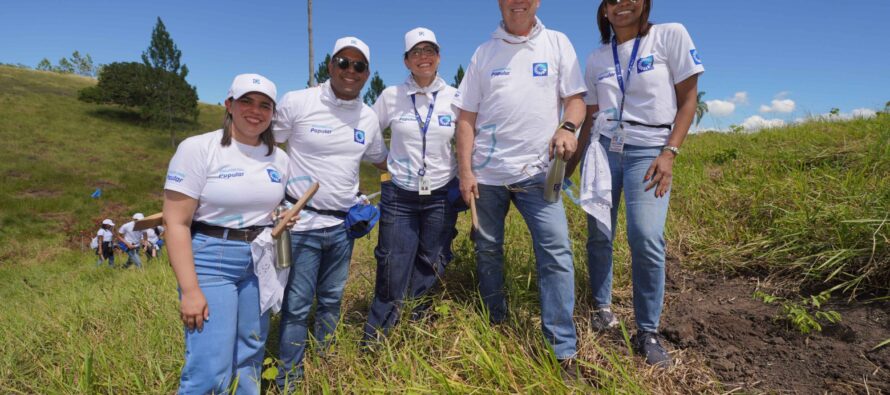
[543,157,567,203]
[273,205,292,269]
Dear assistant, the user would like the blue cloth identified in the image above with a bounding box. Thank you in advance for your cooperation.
[363,178,459,340]
[474,173,577,360]
[587,135,671,333]
[178,233,269,395]
[344,202,380,239]
[276,225,354,387]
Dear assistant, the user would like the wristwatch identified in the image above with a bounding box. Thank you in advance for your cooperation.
[559,121,578,133]
[662,146,680,156]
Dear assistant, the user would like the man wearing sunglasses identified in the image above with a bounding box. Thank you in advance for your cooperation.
[272,36,388,388]
[453,0,587,380]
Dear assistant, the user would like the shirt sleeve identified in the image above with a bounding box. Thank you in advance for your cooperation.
[555,32,588,99]
[272,91,300,143]
[164,136,207,200]
[452,49,483,113]
[118,223,128,235]
[583,53,599,106]
[361,114,389,164]
[663,23,705,84]
[372,88,392,133]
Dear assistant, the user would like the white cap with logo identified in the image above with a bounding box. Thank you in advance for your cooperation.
[102,219,114,226]
[332,36,371,64]
[227,73,277,104]
[133,213,145,220]
[404,27,438,53]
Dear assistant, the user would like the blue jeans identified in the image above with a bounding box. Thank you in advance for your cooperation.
[277,225,354,386]
[587,135,671,334]
[124,247,143,269]
[475,173,577,360]
[178,233,269,395]
[363,179,458,340]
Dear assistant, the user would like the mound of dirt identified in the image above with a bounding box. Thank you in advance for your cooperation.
[662,270,890,393]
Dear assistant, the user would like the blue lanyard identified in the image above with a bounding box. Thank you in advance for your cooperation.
[410,91,438,177]
[611,35,641,126]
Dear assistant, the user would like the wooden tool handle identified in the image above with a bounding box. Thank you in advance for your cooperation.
[272,182,320,238]
[470,196,479,231]
[133,212,164,231]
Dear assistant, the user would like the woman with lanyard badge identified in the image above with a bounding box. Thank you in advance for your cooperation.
[363,27,461,342]
[163,74,291,394]
[568,0,704,367]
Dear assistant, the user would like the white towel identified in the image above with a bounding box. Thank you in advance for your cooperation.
[251,228,290,314]
[580,116,613,240]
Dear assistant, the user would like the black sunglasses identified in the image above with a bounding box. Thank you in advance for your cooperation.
[332,56,368,73]
[604,0,638,5]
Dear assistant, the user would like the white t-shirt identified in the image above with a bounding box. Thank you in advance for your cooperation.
[374,75,458,191]
[118,221,144,245]
[273,81,388,231]
[164,129,290,229]
[146,226,164,244]
[584,23,705,147]
[96,228,113,242]
[453,18,587,185]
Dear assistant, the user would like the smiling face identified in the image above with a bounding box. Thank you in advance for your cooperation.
[328,47,370,100]
[605,0,645,30]
[225,92,274,145]
[404,43,440,82]
[498,0,540,36]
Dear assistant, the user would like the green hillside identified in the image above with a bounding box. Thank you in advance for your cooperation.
[1,65,887,393]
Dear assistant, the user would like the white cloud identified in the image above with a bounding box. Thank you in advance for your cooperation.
[706,99,736,117]
[760,99,796,113]
[730,92,749,105]
[851,108,877,119]
[774,91,791,100]
[742,115,786,130]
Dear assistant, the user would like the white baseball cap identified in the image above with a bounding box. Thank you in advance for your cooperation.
[404,27,439,53]
[102,219,114,226]
[133,213,145,220]
[226,73,277,104]
[332,36,371,64]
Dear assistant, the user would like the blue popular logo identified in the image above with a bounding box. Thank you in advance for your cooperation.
[637,55,654,73]
[438,114,452,127]
[166,171,185,183]
[690,49,702,65]
[354,129,366,144]
[267,168,282,183]
[533,62,548,77]
[490,67,511,77]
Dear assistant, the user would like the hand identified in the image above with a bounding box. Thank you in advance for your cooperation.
[549,129,578,161]
[460,174,479,205]
[644,151,675,198]
[180,289,209,332]
[274,211,300,228]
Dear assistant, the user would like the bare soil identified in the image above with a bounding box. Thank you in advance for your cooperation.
[662,268,890,394]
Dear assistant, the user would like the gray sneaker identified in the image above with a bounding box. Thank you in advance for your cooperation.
[634,332,671,368]
[591,309,619,331]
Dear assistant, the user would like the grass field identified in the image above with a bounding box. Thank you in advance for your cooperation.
[1,65,887,393]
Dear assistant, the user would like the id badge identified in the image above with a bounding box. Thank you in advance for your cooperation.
[418,176,432,195]
[609,127,626,153]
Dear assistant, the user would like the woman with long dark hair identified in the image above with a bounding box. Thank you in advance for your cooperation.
[569,0,704,367]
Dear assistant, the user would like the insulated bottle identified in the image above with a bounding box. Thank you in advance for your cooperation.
[543,157,566,203]
[273,205,292,269]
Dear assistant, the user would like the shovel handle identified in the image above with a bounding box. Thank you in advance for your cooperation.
[272,182,320,238]
[469,196,479,231]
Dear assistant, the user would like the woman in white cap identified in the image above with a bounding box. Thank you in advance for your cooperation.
[163,73,291,395]
[363,27,461,342]
[95,219,116,267]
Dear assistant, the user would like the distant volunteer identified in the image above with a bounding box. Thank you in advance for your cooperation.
[95,219,116,267]
[163,74,289,395]
[567,0,704,368]
[145,225,165,260]
[363,27,461,342]
[273,37,387,387]
[118,213,147,268]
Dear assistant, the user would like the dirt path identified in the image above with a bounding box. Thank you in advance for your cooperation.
[662,268,890,393]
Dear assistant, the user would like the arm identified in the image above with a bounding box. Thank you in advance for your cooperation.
[549,94,585,161]
[455,110,479,204]
[163,190,208,332]
[115,230,132,249]
[566,104,599,178]
[644,74,699,197]
[372,161,388,171]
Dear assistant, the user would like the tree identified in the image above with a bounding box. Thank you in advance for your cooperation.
[695,91,709,127]
[70,51,96,77]
[36,58,52,71]
[308,54,331,87]
[56,57,75,74]
[452,64,465,88]
[884,101,890,113]
[829,108,840,117]
[363,72,385,106]
[142,17,188,78]
[78,62,150,107]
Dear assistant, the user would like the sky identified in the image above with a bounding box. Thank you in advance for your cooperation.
[3,0,889,131]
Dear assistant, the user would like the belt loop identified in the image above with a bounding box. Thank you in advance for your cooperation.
[222,229,230,240]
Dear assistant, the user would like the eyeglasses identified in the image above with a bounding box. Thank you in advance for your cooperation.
[604,0,638,5]
[332,56,368,73]
[407,46,438,59]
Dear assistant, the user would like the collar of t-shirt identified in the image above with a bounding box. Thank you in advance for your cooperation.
[405,74,448,96]
[320,80,362,109]
[493,16,544,44]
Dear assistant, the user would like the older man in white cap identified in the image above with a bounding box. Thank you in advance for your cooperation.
[273,36,388,386]
[118,213,147,269]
